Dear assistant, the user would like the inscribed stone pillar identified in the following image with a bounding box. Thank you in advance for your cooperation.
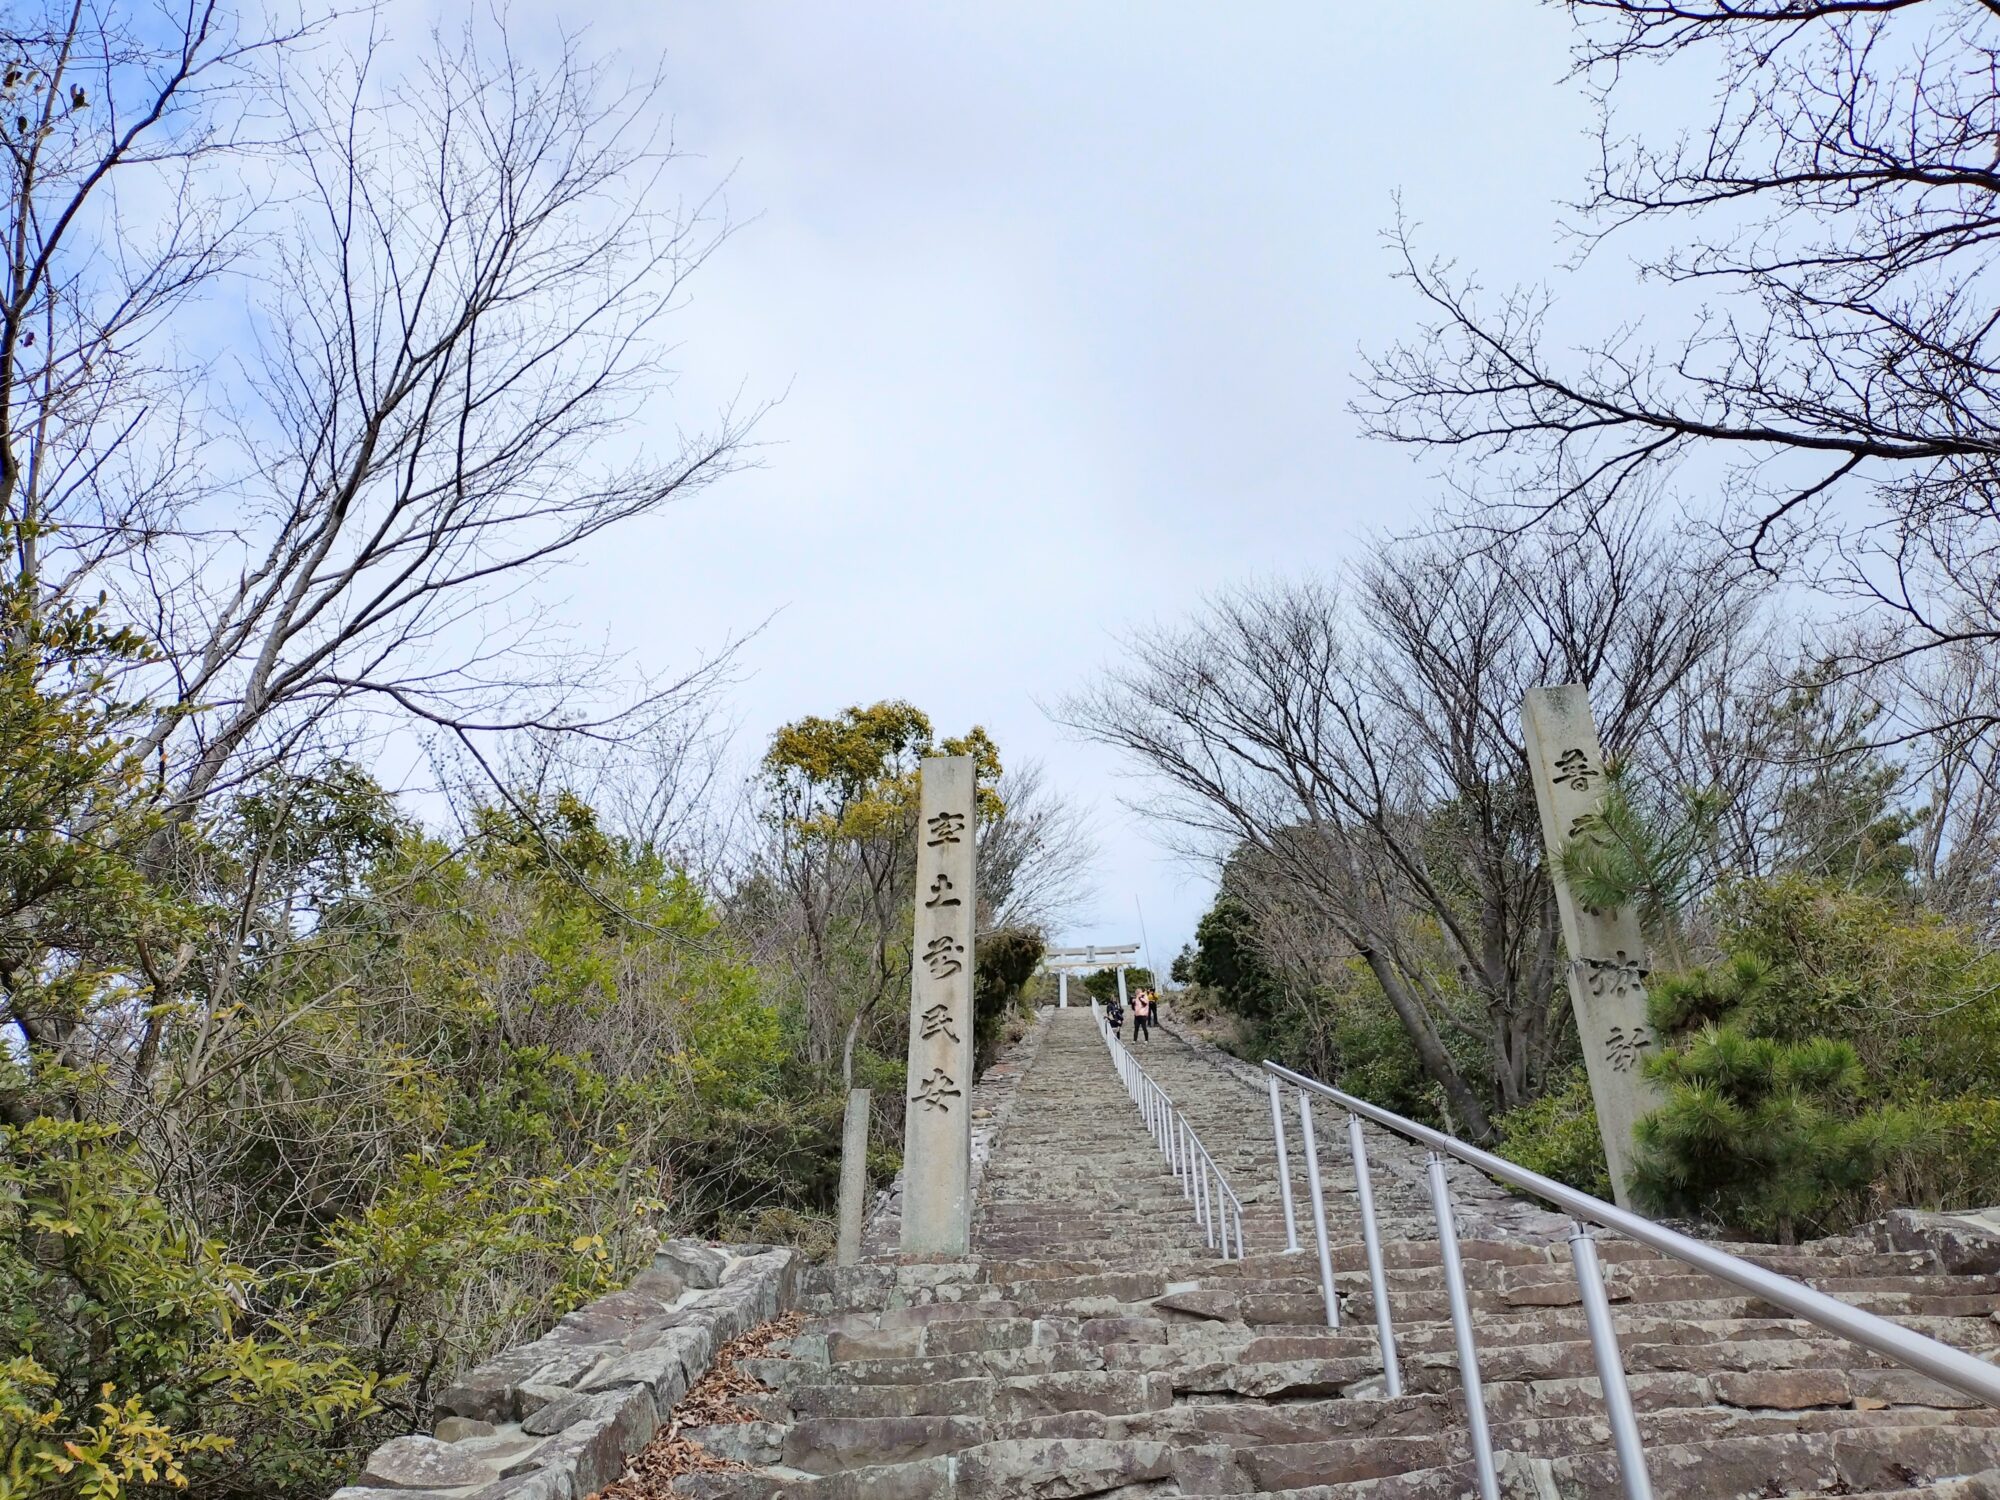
[1522,685,1667,1210]
[900,755,977,1256]
[1115,967,1128,1011]
[1059,971,1068,1008]
[836,1089,871,1266]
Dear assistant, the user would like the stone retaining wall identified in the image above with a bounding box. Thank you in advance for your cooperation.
[332,1240,799,1500]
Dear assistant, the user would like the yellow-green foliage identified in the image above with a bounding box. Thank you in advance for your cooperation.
[0,1120,379,1500]
[761,701,1004,843]
[3,749,808,1498]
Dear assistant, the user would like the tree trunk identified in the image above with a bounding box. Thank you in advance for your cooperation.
[1357,947,1492,1141]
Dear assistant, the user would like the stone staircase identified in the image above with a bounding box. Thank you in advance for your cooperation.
[667,1007,2000,1498]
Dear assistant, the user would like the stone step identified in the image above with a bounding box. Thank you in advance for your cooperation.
[1132,1310,1993,1375]
[680,1404,2000,1493]
[776,1367,1171,1422]
[673,1011,2000,1500]
[807,1259,1997,1329]
[1546,1425,2000,1499]
[1154,1328,2000,1401]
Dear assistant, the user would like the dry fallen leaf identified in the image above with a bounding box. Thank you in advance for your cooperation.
[593,1311,806,1498]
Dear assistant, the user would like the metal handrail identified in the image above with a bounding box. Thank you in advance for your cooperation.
[1090,1001,1246,1258]
[1265,1058,2000,1500]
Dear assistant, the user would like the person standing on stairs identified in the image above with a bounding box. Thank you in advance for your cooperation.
[1108,995,1125,1037]
[1131,989,1153,1041]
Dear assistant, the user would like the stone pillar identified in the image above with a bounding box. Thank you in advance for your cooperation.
[1115,967,1128,1010]
[1522,685,1667,1209]
[901,755,977,1256]
[1058,970,1068,1008]
[836,1089,871,1266]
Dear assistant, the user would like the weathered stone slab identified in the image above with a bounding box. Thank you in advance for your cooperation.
[361,1433,499,1489]
[503,1386,655,1497]
[687,1418,787,1466]
[579,1335,701,1406]
[1877,1207,2000,1275]
[546,1289,678,1344]
[436,1344,555,1422]
[519,1392,593,1436]
[1713,1369,1852,1410]
[1152,1286,1242,1321]
[466,1473,569,1500]
[652,1239,730,1289]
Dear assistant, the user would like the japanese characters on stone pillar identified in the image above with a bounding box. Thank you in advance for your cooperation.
[900,755,977,1256]
[1522,685,1667,1210]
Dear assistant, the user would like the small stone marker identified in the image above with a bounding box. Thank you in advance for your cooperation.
[836,1088,871,1265]
[901,755,977,1256]
[1522,685,1667,1210]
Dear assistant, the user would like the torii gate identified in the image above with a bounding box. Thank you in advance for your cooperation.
[1041,943,1142,1010]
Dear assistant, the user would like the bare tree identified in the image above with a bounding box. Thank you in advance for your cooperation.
[1357,1,2000,726]
[977,758,1098,933]
[1894,643,2000,936]
[1059,514,1756,1136]
[3,8,756,834]
[1,2,304,609]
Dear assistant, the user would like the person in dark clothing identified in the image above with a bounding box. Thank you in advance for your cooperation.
[1131,989,1154,1041]
[1108,998,1125,1037]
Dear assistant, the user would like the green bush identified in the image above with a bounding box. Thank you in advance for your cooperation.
[1876,1093,2000,1216]
[1630,1024,1920,1242]
[0,1121,381,1500]
[1624,883,2000,1241]
[1495,1070,1611,1200]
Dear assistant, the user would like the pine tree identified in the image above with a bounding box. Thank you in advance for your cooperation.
[1630,959,1918,1242]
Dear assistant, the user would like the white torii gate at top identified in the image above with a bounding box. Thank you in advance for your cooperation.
[1041,943,1142,1009]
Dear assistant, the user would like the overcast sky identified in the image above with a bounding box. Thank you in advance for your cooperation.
[533,2,1607,967]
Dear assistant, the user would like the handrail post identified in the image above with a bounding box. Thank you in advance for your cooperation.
[1297,1092,1341,1329]
[1348,1112,1402,1397]
[1426,1154,1498,1500]
[1197,1153,1214,1246]
[1267,1074,1300,1253]
[1263,1057,2000,1412]
[1099,1019,1245,1268]
[1571,1224,1653,1500]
